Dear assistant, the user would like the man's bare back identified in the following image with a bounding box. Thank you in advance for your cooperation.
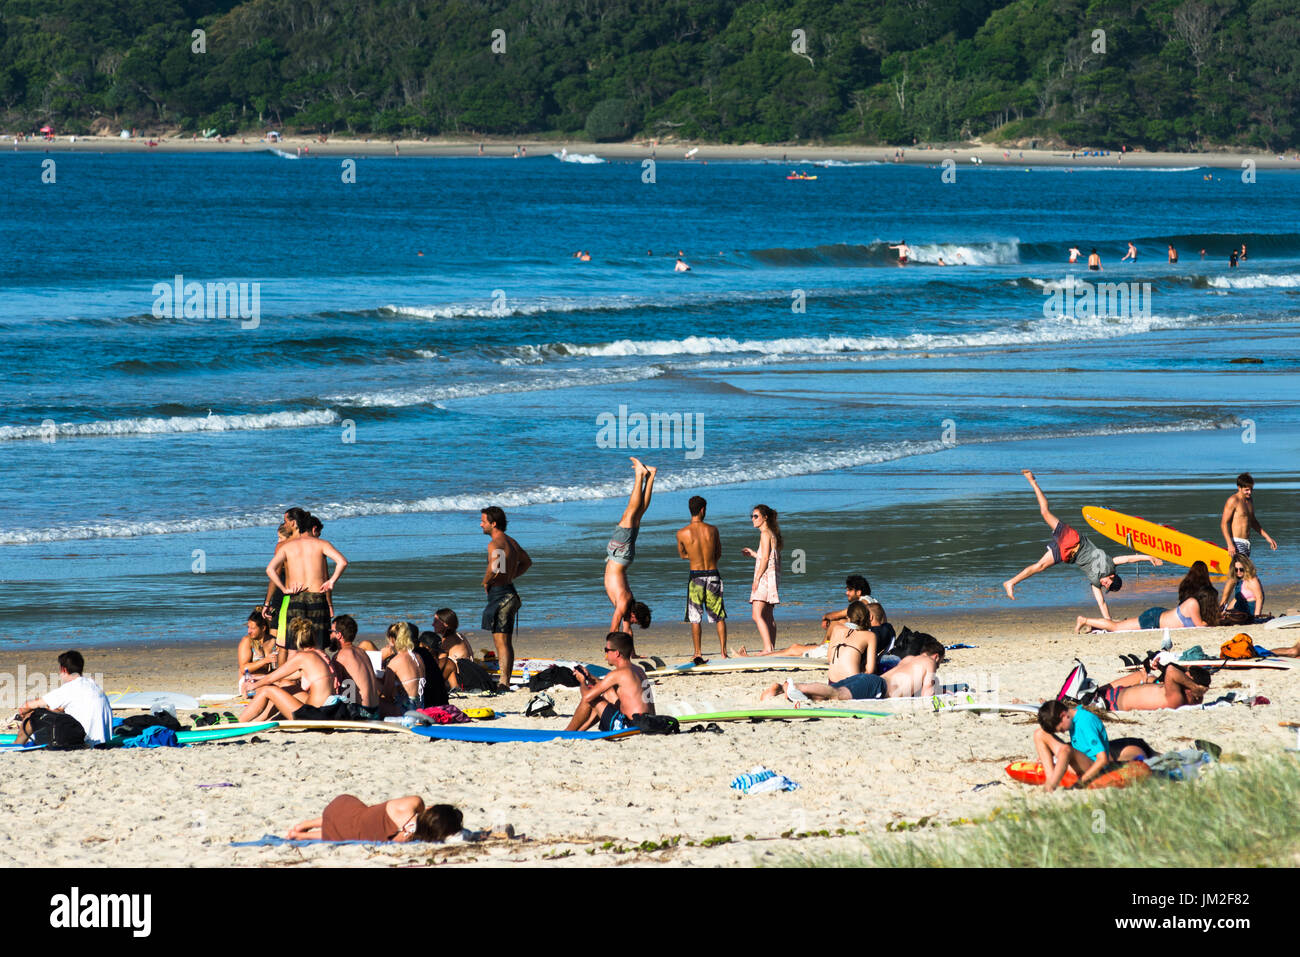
[883,653,938,698]
[484,530,529,588]
[269,536,346,593]
[676,519,721,570]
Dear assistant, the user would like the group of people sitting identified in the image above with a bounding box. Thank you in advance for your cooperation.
[236,607,497,724]
[1075,557,1266,634]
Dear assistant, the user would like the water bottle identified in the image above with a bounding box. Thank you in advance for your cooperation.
[244,668,253,698]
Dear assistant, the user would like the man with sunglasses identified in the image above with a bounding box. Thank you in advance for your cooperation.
[565,632,653,733]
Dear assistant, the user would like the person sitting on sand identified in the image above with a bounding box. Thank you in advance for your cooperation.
[15,650,113,747]
[239,617,350,723]
[1076,585,1219,634]
[604,458,655,634]
[432,609,494,691]
[821,574,877,631]
[288,795,462,843]
[237,610,280,695]
[1033,700,1152,792]
[740,598,894,662]
[761,636,944,702]
[330,614,381,721]
[565,631,653,732]
[379,621,426,717]
[1083,662,1211,712]
[1003,470,1161,618]
[415,631,450,707]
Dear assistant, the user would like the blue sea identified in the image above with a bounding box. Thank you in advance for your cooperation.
[3,151,1299,648]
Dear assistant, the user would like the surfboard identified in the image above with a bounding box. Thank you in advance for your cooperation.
[947,703,1041,715]
[410,724,640,743]
[643,657,818,677]
[675,708,888,722]
[108,691,200,711]
[0,743,46,753]
[176,722,278,743]
[1080,506,1234,574]
[1006,760,1151,789]
[273,720,422,736]
[1264,615,1300,630]
[1122,659,1290,671]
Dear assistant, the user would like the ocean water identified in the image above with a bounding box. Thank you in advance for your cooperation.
[2,152,1299,647]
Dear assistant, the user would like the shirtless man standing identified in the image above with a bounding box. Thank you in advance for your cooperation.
[604,458,655,634]
[761,634,944,702]
[480,506,532,693]
[266,519,347,666]
[330,614,380,720]
[565,631,653,732]
[677,495,726,661]
[1221,472,1277,557]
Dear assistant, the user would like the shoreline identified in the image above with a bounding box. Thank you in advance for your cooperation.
[11,134,1300,169]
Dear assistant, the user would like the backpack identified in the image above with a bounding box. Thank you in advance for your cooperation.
[26,709,86,750]
[1220,633,1255,660]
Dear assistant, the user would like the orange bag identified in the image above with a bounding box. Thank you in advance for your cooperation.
[1220,633,1255,660]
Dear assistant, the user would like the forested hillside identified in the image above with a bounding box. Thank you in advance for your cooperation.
[1,0,1296,149]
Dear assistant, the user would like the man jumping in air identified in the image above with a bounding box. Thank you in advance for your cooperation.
[1002,470,1161,618]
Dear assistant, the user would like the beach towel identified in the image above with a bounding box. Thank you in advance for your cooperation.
[418,704,470,724]
[120,726,181,748]
[730,766,799,794]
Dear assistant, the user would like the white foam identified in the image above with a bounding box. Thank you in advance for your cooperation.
[903,241,1021,265]
[552,151,605,164]
[1207,273,1300,289]
[0,416,1238,544]
[324,367,664,408]
[0,409,339,443]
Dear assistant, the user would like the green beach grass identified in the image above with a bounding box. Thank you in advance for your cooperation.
[785,756,1300,868]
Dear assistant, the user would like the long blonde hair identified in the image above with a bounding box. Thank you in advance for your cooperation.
[387,621,416,653]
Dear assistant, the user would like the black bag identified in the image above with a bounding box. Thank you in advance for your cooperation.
[116,712,183,736]
[528,666,580,692]
[25,709,86,750]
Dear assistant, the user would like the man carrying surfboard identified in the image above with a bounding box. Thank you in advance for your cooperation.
[1220,472,1277,557]
[1002,470,1161,618]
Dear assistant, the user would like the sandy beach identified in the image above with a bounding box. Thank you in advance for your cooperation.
[12,133,1300,169]
[4,596,1298,869]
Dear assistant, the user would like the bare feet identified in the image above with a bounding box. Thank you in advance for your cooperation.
[629,456,646,473]
[1022,469,1036,483]
[645,465,657,481]
[1003,580,1016,600]
[1075,616,1090,635]
[735,646,750,657]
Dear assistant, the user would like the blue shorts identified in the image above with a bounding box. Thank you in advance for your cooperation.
[1138,607,1166,630]
[830,673,887,700]
[599,704,632,732]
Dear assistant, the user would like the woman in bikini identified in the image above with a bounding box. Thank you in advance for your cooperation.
[380,621,426,716]
[288,795,462,843]
[1075,586,1220,634]
[239,616,349,722]
[236,610,279,696]
[1220,553,1265,624]
[743,504,782,653]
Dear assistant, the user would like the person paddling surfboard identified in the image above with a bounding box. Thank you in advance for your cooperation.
[1002,470,1161,619]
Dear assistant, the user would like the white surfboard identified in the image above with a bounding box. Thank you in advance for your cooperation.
[108,691,199,711]
[1264,615,1300,630]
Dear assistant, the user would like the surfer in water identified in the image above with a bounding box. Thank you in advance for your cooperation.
[1068,246,1081,264]
[1002,470,1161,618]
[889,240,911,265]
[1120,241,1137,262]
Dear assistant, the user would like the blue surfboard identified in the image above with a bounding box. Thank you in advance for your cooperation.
[411,724,639,743]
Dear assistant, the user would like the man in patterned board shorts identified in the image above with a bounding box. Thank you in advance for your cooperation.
[676,495,727,662]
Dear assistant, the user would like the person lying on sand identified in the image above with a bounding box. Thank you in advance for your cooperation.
[1083,662,1211,711]
[760,635,944,702]
[743,600,895,661]
[565,631,653,732]
[1076,588,1219,634]
[1003,470,1160,617]
[288,795,462,843]
[239,617,350,723]
[1033,700,1153,792]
